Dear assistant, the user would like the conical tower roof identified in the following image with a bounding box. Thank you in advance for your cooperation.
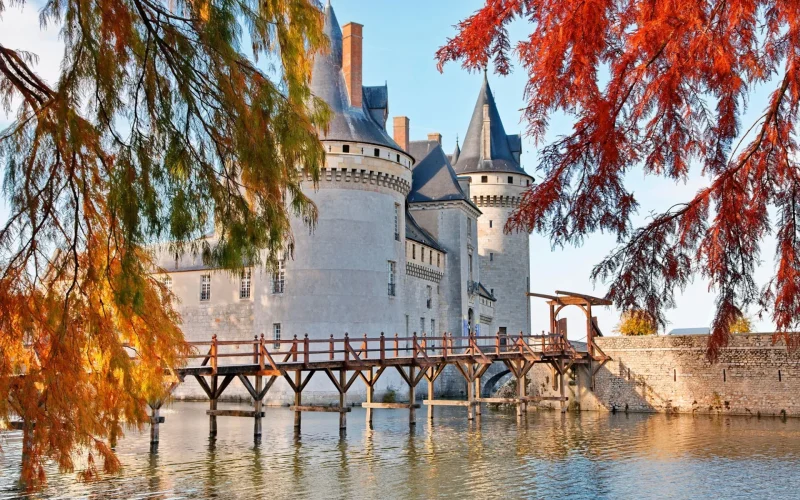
[310,3,402,151]
[453,73,527,175]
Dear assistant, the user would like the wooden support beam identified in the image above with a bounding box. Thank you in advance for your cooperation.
[365,368,374,428]
[339,369,347,430]
[289,406,352,413]
[362,402,422,409]
[209,375,218,437]
[476,397,519,404]
[425,400,472,407]
[206,410,265,418]
[409,365,417,426]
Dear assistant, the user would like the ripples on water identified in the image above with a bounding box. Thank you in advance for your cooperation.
[2,403,799,499]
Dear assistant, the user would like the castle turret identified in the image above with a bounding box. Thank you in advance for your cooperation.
[453,74,532,336]
[255,2,413,354]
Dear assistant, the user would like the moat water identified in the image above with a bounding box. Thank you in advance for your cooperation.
[2,402,799,499]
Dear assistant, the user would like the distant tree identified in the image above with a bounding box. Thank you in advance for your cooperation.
[0,0,328,489]
[730,316,754,334]
[437,0,800,359]
[614,310,657,336]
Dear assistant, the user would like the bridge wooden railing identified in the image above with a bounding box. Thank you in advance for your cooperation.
[183,331,574,373]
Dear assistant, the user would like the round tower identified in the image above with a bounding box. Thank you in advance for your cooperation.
[453,74,533,336]
[255,3,412,356]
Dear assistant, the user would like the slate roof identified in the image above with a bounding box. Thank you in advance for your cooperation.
[453,73,528,176]
[408,140,470,203]
[477,282,496,301]
[405,210,445,252]
[311,3,402,151]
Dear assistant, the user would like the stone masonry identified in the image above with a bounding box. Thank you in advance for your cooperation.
[527,334,800,417]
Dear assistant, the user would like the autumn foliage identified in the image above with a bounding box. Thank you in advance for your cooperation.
[438,0,800,359]
[614,310,657,336]
[0,0,328,489]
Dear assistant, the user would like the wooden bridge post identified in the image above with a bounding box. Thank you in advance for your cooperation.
[252,336,263,440]
[149,403,163,447]
[408,365,416,426]
[366,367,374,429]
[466,364,475,421]
[294,370,302,429]
[474,373,482,417]
[339,369,347,431]
[518,363,527,416]
[560,358,567,413]
[209,335,218,438]
[427,366,435,422]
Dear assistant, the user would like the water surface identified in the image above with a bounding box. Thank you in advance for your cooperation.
[2,403,799,499]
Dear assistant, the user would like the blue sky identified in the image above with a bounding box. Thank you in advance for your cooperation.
[0,0,780,338]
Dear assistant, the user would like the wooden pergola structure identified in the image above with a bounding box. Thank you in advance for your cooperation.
[527,290,612,387]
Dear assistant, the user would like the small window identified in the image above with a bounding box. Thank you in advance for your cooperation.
[467,219,472,237]
[481,175,488,183]
[491,288,494,296]
[396,154,400,162]
[388,261,396,296]
[272,260,285,294]
[431,319,436,336]
[240,269,252,299]
[507,176,514,184]
[374,148,380,157]
[342,144,350,153]
[162,275,172,293]
[429,251,432,265]
[437,254,440,267]
[273,323,281,349]
[490,252,494,262]
[526,179,531,186]
[426,285,432,309]
[200,274,211,301]
[489,220,493,228]
[420,317,426,335]
[394,204,401,241]
[412,244,416,260]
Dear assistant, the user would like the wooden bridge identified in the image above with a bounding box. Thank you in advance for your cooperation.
[151,327,609,446]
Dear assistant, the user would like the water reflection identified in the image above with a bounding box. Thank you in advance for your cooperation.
[1,402,800,499]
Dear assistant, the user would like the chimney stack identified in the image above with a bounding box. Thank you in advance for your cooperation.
[393,116,410,152]
[342,23,363,108]
[427,132,442,144]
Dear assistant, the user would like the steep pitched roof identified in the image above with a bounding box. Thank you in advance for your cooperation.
[405,210,445,252]
[453,73,528,176]
[408,140,469,203]
[310,3,401,151]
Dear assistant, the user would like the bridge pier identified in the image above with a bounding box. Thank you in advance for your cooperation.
[209,376,218,438]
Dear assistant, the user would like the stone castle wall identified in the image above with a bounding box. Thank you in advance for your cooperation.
[528,334,800,417]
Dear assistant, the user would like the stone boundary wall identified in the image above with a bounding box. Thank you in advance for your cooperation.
[529,334,800,417]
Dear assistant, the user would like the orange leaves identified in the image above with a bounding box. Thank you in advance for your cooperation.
[441,0,800,359]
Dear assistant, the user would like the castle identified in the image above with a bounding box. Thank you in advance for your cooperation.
[159,2,533,402]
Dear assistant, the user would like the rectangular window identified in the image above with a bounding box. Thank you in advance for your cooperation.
[426,285,432,309]
[374,148,380,157]
[429,251,433,265]
[437,254,441,267]
[200,274,211,301]
[420,317,425,335]
[394,203,400,241]
[342,144,350,153]
[412,244,416,260]
[272,260,285,294]
[490,252,494,261]
[163,275,172,293]
[468,252,473,282]
[489,220,493,228]
[273,323,281,349]
[388,261,396,296]
[481,175,488,183]
[467,219,472,238]
[431,319,436,337]
[507,176,514,184]
[240,269,252,299]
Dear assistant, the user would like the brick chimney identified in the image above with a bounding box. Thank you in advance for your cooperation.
[393,116,410,152]
[427,132,442,145]
[342,23,363,108]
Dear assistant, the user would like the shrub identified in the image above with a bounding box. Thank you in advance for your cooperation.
[615,310,657,336]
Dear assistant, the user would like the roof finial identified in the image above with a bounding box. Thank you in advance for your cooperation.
[456,134,459,148]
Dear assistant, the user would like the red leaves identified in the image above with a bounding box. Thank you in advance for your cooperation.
[439,0,800,358]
